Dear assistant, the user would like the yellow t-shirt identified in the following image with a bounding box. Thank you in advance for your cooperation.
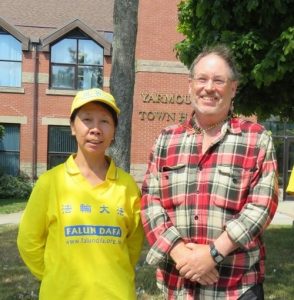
[286,166,294,195]
[17,155,144,300]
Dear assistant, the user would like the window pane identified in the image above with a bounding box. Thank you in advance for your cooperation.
[286,123,294,136]
[0,124,20,151]
[48,126,77,170]
[0,152,19,176]
[0,34,22,61]
[50,37,105,90]
[48,153,71,169]
[0,124,20,176]
[0,61,21,87]
[78,66,103,89]
[51,65,75,89]
[48,126,76,152]
[262,121,285,136]
[78,40,103,65]
[51,39,77,64]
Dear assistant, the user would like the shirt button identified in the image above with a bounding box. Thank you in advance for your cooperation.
[194,215,199,220]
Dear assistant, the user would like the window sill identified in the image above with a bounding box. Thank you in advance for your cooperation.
[46,89,77,96]
[0,87,25,93]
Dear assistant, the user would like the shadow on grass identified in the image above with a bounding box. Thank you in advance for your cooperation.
[0,225,293,299]
[0,225,39,300]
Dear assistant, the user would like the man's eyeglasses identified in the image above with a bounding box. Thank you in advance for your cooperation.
[192,76,230,87]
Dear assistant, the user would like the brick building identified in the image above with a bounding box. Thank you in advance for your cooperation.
[0,0,189,180]
[0,0,293,199]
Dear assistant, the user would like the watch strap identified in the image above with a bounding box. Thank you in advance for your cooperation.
[209,242,224,264]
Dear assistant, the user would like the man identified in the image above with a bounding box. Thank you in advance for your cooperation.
[141,45,279,299]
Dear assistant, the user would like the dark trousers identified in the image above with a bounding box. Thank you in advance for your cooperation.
[238,284,264,300]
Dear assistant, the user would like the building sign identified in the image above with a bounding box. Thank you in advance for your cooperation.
[139,92,191,122]
[141,92,191,105]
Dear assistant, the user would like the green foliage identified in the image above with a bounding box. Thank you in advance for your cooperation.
[176,0,294,120]
[0,124,4,140]
[0,172,32,200]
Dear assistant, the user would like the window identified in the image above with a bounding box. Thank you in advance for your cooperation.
[262,120,294,199]
[0,124,20,175]
[50,30,104,90]
[47,126,77,169]
[0,28,22,87]
[262,120,294,137]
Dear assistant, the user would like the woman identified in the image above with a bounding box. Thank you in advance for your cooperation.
[17,88,144,300]
[286,166,294,195]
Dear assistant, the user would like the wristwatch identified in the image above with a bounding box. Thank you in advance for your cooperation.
[209,242,224,264]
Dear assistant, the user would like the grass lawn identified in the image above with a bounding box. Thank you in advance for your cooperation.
[262,225,294,299]
[0,225,40,300]
[0,199,27,214]
[0,224,293,299]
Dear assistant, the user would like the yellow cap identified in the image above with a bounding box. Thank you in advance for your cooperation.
[70,88,120,116]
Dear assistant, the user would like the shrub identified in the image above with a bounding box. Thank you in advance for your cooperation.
[0,172,32,200]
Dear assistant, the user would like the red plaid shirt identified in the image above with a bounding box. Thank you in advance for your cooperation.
[141,116,279,299]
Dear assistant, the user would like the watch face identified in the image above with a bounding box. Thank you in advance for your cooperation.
[210,243,224,263]
[215,255,223,263]
[211,248,217,256]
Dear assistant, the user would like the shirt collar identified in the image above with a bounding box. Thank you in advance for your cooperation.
[183,112,242,135]
[65,154,118,180]
[227,117,242,134]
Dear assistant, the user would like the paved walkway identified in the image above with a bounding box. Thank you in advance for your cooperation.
[0,201,293,226]
[270,200,294,225]
[0,211,23,226]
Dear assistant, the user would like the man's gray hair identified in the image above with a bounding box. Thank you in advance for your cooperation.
[189,44,240,81]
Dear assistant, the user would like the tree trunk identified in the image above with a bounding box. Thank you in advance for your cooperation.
[109,0,139,172]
